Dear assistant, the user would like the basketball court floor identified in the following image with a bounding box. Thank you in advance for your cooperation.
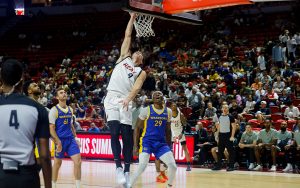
[40,159,300,188]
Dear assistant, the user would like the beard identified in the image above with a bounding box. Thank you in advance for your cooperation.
[33,91,41,96]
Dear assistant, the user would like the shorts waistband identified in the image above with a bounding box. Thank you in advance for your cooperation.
[106,91,126,98]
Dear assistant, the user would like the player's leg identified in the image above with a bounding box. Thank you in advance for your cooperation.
[52,157,62,188]
[159,151,177,188]
[68,138,82,188]
[129,152,150,187]
[120,123,133,187]
[155,159,168,183]
[120,123,134,173]
[180,137,191,171]
[52,139,66,188]
[104,96,122,169]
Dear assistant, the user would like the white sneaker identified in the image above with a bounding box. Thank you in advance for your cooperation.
[283,164,293,173]
[253,164,262,171]
[270,165,277,172]
[124,172,130,188]
[248,163,255,170]
[116,167,126,185]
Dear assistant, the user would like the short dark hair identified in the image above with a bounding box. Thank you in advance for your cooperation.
[23,80,34,96]
[0,59,23,86]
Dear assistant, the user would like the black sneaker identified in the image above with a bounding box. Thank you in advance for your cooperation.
[226,167,235,172]
[212,166,221,171]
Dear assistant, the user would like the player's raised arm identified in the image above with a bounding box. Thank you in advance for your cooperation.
[117,12,138,63]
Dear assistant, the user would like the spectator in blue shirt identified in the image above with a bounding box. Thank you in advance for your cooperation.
[88,122,100,133]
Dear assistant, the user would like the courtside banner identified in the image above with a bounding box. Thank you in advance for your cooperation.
[75,133,194,162]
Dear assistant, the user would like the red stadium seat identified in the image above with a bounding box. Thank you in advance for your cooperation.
[243,113,254,121]
[270,106,280,114]
[271,114,284,123]
[180,107,193,119]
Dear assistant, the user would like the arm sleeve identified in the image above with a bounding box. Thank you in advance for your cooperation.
[35,105,50,139]
[138,107,149,120]
[49,107,57,125]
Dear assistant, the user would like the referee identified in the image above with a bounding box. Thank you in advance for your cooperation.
[0,59,52,188]
[212,104,236,171]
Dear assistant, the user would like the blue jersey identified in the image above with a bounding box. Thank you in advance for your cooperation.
[140,105,169,143]
[55,105,73,138]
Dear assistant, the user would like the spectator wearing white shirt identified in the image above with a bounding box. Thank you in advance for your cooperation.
[284,101,300,120]
[257,52,267,71]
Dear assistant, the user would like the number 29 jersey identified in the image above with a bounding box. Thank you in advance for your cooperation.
[139,105,171,143]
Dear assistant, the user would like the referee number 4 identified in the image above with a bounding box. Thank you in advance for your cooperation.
[9,110,20,129]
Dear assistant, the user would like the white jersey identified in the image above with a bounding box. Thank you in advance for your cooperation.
[171,109,183,137]
[106,56,142,97]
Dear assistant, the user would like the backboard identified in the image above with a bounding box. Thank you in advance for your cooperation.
[123,0,203,25]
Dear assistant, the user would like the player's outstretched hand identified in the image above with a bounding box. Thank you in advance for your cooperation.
[120,98,130,111]
[56,140,62,153]
[75,138,81,147]
[133,146,139,157]
[130,12,138,19]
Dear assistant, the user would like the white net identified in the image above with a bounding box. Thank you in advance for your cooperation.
[133,14,155,38]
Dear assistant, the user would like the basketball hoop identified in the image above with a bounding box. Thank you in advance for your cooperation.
[133,13,155,37]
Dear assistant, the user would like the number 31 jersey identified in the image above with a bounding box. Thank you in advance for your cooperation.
[0,93,50,165]
[106,56,142,97]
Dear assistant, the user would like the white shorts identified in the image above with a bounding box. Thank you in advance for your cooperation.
[104,94,133,125]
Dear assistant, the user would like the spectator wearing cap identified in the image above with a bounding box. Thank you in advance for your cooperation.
[258,101,271,118]
[284,100,300,120]
[254,119,277,171]
[185,82,194,98]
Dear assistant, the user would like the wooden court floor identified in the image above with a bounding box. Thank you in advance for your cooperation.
[40,159,300,188]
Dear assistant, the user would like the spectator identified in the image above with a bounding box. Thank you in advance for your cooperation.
[284,100,300,120]
[238,124,257,170]
[76,102,86,119]
[254,119,277,171]
[197,124,217,165]
[85,102,97,119]
[88,123,100,133]
[203,101,217,121]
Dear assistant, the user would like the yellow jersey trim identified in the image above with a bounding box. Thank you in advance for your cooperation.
[139,106,150,153]
[152,104,165,115]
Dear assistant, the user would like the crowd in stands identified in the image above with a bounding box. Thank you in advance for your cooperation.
[1,3,300,172]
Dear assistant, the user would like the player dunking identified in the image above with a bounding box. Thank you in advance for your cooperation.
[129,91,177,188]
[104,12,147,186]
[49,88,82,188]
[170,102,192,171]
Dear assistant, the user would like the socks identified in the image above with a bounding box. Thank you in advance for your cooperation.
[52,181,56,188]
[124,163,130,172]
[75,180,81,188]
